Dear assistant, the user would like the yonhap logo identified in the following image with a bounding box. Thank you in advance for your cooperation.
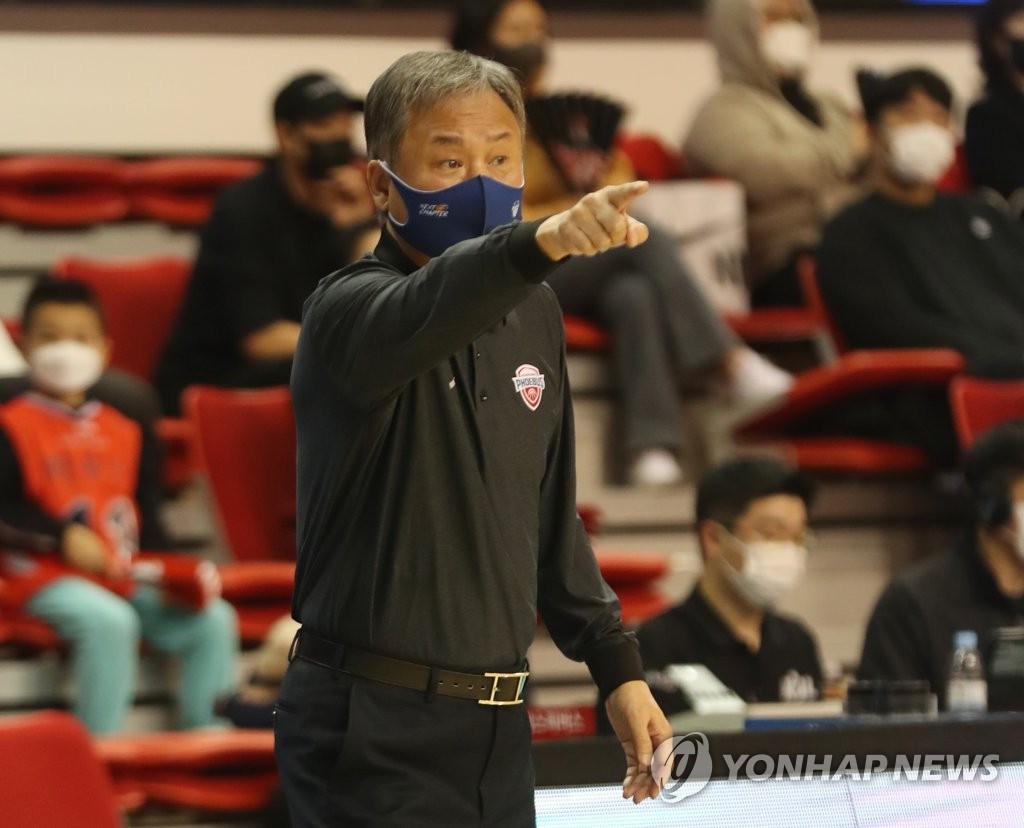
[652,732,713,803]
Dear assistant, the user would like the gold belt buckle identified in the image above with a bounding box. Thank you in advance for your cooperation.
[479,671,529,705]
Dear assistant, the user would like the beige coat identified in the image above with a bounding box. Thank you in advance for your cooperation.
[684,0,863,282]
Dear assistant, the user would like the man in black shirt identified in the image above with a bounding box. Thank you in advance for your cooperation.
[859,421,1024,710]
[820,68,1024,378]
[156,71,377,413]
[638,457,823,709]
[273,51,669,827]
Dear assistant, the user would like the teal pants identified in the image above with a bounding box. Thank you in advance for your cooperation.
[27,576,238,734]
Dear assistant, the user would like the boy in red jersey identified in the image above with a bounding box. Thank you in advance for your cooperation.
[0,279,237,733]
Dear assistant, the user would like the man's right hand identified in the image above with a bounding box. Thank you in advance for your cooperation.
[535,180,651,261]
[62,523,124,579]
[316,164,376,229]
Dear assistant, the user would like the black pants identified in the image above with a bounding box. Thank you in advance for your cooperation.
[546,223,735,455]
[274,657,536,828]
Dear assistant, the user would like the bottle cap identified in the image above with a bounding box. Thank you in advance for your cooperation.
[954,630,978,650]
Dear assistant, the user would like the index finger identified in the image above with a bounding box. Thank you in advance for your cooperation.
[602,180,650,211]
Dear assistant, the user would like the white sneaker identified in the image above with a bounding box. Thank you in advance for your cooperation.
[727,349,794,404]
[628,449,685,487]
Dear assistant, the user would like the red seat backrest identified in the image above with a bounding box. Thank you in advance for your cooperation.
[0,711,121,828]
[184,387,296,562]
[949,377,1024,450]
[51,256,191,382]
[797,256,847,355]
[616,133,686,181]
[937,144,972,195]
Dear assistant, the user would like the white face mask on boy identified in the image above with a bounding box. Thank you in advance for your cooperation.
[28,340,104,396]
[886,121,955,186]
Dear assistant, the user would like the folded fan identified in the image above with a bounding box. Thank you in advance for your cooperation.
[526,93,626,194]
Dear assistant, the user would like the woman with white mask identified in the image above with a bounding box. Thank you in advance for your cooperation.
[685,0,868,306]
[636,457,824,706]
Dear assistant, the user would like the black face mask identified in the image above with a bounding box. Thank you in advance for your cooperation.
[304,137,355,181]
[489,41,547,87]
[1009,38,1024,74]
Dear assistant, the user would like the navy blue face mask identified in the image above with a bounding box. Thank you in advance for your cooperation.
[380,162,524,258]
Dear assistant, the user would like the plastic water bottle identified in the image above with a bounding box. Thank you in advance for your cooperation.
[946,630,987,714]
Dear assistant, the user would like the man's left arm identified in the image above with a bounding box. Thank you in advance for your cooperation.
[536,330,670,805]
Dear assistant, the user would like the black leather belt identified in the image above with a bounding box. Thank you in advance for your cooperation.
[290,628,528,705]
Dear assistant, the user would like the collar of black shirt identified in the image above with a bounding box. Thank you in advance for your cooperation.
[373,225,419,276]
[682,585,786,654]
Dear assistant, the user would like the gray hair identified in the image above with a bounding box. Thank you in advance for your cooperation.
[364,50,526,164]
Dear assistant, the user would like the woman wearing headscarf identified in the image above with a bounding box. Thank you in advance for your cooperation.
[685,0,867,306]
[451,0,792,487]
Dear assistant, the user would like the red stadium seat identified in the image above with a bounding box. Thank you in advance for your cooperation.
[797,256,846,356]
[616,133,686,181]
[565,304,833,362]
[126,156,262,226]
[563,314,609,351]
[937,144,972,195]
[52,255,191,382]
[593,550,669,587]
[96,728,277,813]
[184,387,296,642]
[52,256,197,489]
[736,350,965,474]
[184,386,296,562]
[949,377,1024,450]
[0,712,122,827]
[0,156,129,227]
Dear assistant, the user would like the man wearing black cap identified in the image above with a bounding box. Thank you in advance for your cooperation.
[637,457,824,707]
[157,71,377,413]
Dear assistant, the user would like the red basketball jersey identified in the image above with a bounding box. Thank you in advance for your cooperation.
[0,394,141,606]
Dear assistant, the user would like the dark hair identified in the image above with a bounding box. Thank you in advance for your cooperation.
[450,0,515,55]
[977,0,1024,94]
[861,68,954,125]
[22,278,105,333]
[695,457,816,530]
[964,419,1024,507]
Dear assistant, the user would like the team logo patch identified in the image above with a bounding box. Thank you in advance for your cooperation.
[512,364,545,411]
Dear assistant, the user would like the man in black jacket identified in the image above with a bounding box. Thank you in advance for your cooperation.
[274,50,669,827]
[859,420,1024,709]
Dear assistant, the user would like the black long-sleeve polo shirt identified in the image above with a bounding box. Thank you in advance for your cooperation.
[289,220,643,697]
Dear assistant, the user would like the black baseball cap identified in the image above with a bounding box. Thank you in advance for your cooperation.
[273,72,364,124]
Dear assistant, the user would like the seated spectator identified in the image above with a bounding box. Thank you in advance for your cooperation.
[820,68,1024,379]
[452,0,792,486]
[157,71,378,413]
[859,421,1024,710]
[638,457,823,706]
[685,0,867,306]
[966,0,1024,202]
[0,279,238,733]
[0,324,172,534]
